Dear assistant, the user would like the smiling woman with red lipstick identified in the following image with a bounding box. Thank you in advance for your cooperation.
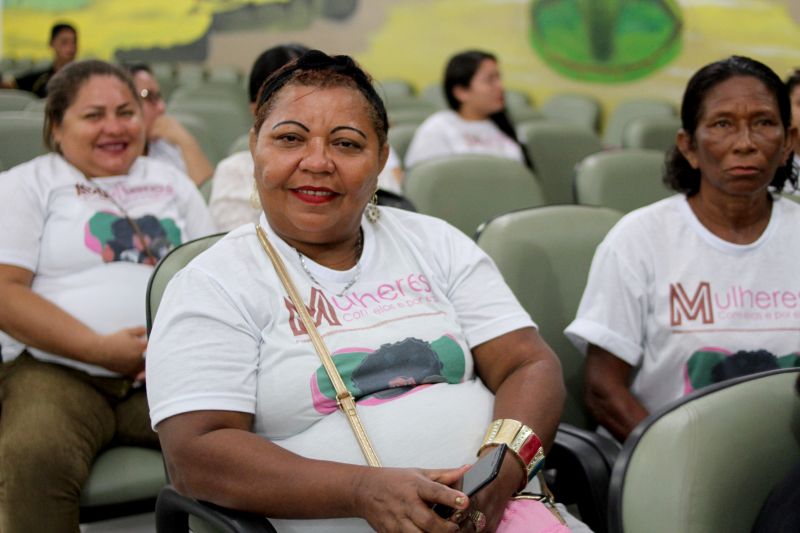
[0,59,215,532]
[566,56,800,444]
[147,51,590,532]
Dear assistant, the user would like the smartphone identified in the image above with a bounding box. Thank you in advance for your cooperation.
[431,443,507,519]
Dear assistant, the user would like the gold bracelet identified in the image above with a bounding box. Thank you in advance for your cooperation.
[478,419,545,491]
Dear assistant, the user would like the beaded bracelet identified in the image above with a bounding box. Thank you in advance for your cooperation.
[478,418,546,491]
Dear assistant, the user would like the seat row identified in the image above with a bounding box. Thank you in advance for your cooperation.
[400,151,672,237]
[144,207,800,533]
[0,77,682,176]
[375,79,677,146]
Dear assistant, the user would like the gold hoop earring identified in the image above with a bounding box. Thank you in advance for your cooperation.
[365,191,380,223]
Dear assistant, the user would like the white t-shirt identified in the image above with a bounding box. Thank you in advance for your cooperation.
[565,195,800,414]
[209,148,405,232]
[784,154,800,195]
[146,207,535,532]
[0,153,217,375]
[147,138,187,174]
[208,150,257,232]
[376,147,402,194]
[404,110,524,168]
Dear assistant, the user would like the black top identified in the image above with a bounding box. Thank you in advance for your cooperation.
[15,66,55,98]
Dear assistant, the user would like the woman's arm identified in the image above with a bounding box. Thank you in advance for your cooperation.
[467,326,565,531]
[157,409,470,532]
[0,264,146,377]
[584,343,649,442]
[150,115,214,186]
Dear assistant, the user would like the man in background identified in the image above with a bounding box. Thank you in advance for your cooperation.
[2,22,77,97]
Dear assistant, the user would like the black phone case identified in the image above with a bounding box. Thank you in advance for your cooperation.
[431,443,507,519]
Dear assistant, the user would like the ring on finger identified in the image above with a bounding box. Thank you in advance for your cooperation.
[469,510,487,532]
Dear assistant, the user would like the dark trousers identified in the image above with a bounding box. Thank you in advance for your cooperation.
[0,352,159,533]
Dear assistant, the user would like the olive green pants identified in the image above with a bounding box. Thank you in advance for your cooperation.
[0,352,159,533]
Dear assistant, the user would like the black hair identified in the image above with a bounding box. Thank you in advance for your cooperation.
[254,49,388,147]
[786,68,800,97]
[248,43,309,103]
[50,22,76,44]
[665,55,796,195]
[44,59,138,151]
[443,50,534,170]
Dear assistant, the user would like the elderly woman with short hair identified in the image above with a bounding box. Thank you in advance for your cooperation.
[567,56,800,443]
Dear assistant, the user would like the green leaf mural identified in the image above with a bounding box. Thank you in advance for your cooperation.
[530,0,683,83]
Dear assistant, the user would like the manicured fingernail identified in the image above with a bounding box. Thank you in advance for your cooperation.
[452,510,464,522]
[455,496,465,506]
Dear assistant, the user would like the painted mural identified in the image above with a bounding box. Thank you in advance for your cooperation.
[3,0,800,116]
[530,0,683,82]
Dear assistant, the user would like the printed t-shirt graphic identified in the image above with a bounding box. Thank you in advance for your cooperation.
[310,335,466,413]
[86,212,181,264]
[671,279,800,394]
[684,348,800,394]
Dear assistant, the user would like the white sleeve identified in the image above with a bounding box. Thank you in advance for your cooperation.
[376,147,402,194]
[174,172,218,239]
[152,141,188,174]
[208,154,260,232]
[564,240,648,367]
[146,265,260,428]
[404,118,453,169]
[434,224,535,347]
[0,166,45,271]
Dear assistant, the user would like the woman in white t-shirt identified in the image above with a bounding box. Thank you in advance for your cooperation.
[404,50,534,170]
[147,51,587,533]
[127,63,214,187]
[0,60,216,532]
[565,56,800,443]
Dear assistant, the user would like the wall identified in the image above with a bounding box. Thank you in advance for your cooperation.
[4,0,800,117]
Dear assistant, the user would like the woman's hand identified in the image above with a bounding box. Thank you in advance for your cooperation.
[149,115,192,145]
[355,465,470,533]
[88,326,147,378]
[149,114,214,186]
[454,450,522,532]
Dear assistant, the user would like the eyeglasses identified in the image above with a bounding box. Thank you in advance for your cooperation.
[138,88,163,104]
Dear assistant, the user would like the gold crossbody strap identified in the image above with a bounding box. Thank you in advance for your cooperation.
[255,225,382,467]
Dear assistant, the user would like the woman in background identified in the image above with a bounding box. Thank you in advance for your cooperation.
[0,59,215,532]
[128,63,214,186]
[209,43,309,231]
[566,56,800,443]
[404,50,533,170]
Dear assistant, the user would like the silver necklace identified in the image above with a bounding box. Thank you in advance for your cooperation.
[297,229,363,297]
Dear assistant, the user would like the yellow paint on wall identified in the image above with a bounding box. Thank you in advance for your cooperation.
[4,0,800,121]
[3,0,284,60]
[357,0,534,97]
[358,0,800,117]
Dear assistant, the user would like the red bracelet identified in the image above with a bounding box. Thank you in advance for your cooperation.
[478,419,546,491]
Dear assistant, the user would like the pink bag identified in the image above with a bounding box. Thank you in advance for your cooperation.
[496,497,572,533]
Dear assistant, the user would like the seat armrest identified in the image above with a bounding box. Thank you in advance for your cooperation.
[545,424,621,533]
[557,423,621,469]
[155,485,276,533]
